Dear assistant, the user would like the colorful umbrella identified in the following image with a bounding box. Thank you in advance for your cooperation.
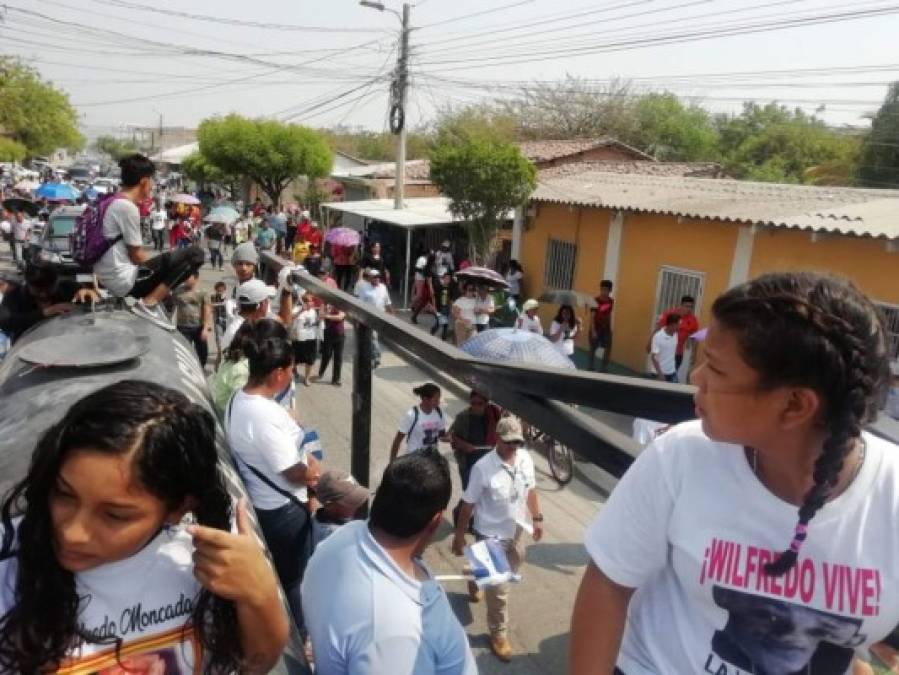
[13,179,40,192]
[455,266,509,290]
[2,198,38,216]
[170,193,201,206]
[34,182,80,202]
[460,328,575,370]
[538,289,597,309]
[324,226,361,247]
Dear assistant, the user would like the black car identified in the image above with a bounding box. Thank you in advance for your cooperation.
[36,205,86,278]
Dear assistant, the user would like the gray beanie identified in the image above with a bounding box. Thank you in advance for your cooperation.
[231,242,258,266]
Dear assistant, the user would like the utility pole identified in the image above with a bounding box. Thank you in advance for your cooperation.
[393,3,410,210]
[360,1,410,210]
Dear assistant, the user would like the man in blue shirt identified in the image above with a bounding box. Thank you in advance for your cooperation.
[302,450,477,675]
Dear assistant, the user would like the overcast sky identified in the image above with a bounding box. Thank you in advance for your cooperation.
[3,0,897,139]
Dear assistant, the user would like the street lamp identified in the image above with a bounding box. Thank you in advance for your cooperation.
[359,0,385,10]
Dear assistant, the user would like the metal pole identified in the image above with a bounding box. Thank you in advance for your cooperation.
[394,3,410,210]
[351,322,373,489]
[404,227,411,309]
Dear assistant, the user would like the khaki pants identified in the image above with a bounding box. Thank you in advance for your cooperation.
[477,529,524,639]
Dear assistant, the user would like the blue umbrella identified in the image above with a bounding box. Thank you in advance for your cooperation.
[35,182,80,201]
[460,328,575,369]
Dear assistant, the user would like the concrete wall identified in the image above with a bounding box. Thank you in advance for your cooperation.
[521,202,899,372]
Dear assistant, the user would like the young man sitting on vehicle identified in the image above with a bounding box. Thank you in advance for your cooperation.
[93,154,204,327]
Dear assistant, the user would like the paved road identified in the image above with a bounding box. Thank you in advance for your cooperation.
[0,246,619,674]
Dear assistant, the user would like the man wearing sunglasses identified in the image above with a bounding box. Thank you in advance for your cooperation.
[452,416,544,663]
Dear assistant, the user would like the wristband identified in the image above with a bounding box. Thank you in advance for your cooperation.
[532,514,544,522]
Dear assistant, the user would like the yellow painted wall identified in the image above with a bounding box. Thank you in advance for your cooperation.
[519,203,611,338]
[748,228,899,306]
[613,215,738,372]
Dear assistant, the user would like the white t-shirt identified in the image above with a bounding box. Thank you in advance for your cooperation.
[361,283,391,311]
[516,313,543,334]
[453,296,477,324]
[12,218,29,242]
[649,328,678,375]
[549,320,578,356]
[0,523,205,671]
[505,270,523,296]
[463,448,536,540]
[302,520,477,675]
[0,219,10,235]
[291,307,318,342]
[150,209,167,230]
[398,405,447,453]
[585,421,899,675]
[94,198,143,297]
[221,315,245,352]
[474,295,494,326]
[226,389,308,509]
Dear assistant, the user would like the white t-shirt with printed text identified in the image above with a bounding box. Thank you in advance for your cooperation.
[549,320,578,356]
[474,295,494,326]
[398,406,447,453]
[463,448,536,540]
[585,420,899,675]
[226,390,308,509]
[291,307,319,342]
[453,296,477,325]
[94,198,143,297]
[0,524,205,672]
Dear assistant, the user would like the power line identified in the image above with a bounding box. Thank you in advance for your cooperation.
[415,0,536,29]
[413,5,899,69]
[87,0,391,33]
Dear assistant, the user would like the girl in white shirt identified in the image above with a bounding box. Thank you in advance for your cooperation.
[0,380,287,673]
[452,284,478,347]
[505,260,524,304]
[291,293,319,386]
[548,304,581,356]
[570,272,899,675]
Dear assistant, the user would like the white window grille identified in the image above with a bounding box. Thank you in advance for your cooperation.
[876,302,899,362]
[544,239,577,290]
[653,266,705,324]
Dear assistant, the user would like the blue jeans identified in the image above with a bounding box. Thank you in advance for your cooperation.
[255,500,313,630]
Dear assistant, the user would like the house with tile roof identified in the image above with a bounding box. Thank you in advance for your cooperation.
[516,167,899,375]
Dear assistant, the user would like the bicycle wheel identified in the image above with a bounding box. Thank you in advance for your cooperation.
[547,438,574,485]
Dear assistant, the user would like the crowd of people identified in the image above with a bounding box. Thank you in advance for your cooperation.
[2,152,899,674]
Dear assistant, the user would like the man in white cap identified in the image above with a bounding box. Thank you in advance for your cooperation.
[220,275,293,351]
[357,268,393,369]
[452,416,543,663]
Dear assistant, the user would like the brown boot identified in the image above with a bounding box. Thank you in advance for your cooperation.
[490,635,512,662]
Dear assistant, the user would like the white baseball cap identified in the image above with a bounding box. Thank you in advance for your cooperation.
[237,279,277,304]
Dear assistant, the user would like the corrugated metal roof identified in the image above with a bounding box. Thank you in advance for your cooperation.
[519,138,654,163]
[534,171,899,240]
[334,159,431,181]
[321,197,463,229]
[538,160,726,179]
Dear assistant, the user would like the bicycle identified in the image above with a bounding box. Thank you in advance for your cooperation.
[523,422,574,485]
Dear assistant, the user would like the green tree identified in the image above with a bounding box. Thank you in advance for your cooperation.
[198,114,332,206]
[857,83,899,189]
[430,104,518,146]
[629,93,718,161]
[716,103,857,184]
[93,135,139,161]
[322,127,432,161]
[0,57,83,156]
[181,151,237,187]
[430,138,536,264]
[0,137,27,162]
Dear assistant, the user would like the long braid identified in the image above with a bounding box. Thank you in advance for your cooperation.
[713,273,890,577]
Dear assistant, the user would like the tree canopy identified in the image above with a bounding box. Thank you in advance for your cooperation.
[181,151,237,188]
[430,137,536,264]
[0,137,27,162]
[857,83,899,189]
[93,135,139,161]
[198,114,331,205]
[0,57,83,157]
[321,127,431,162]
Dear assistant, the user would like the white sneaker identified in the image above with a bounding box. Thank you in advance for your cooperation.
[131,300,175,331]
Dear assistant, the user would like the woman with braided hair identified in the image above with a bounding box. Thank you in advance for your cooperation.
[570,272,899,675]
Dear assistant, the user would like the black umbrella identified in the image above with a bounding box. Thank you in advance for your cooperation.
[538,289,598,309]
[2,198,38,217]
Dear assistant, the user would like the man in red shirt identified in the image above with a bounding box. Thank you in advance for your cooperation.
[305,221,323,249]
[657,294,700,371]
[588,279,615,372]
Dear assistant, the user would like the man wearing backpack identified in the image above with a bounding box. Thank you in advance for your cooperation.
[389,383,450,461]
[91,154,204,328]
